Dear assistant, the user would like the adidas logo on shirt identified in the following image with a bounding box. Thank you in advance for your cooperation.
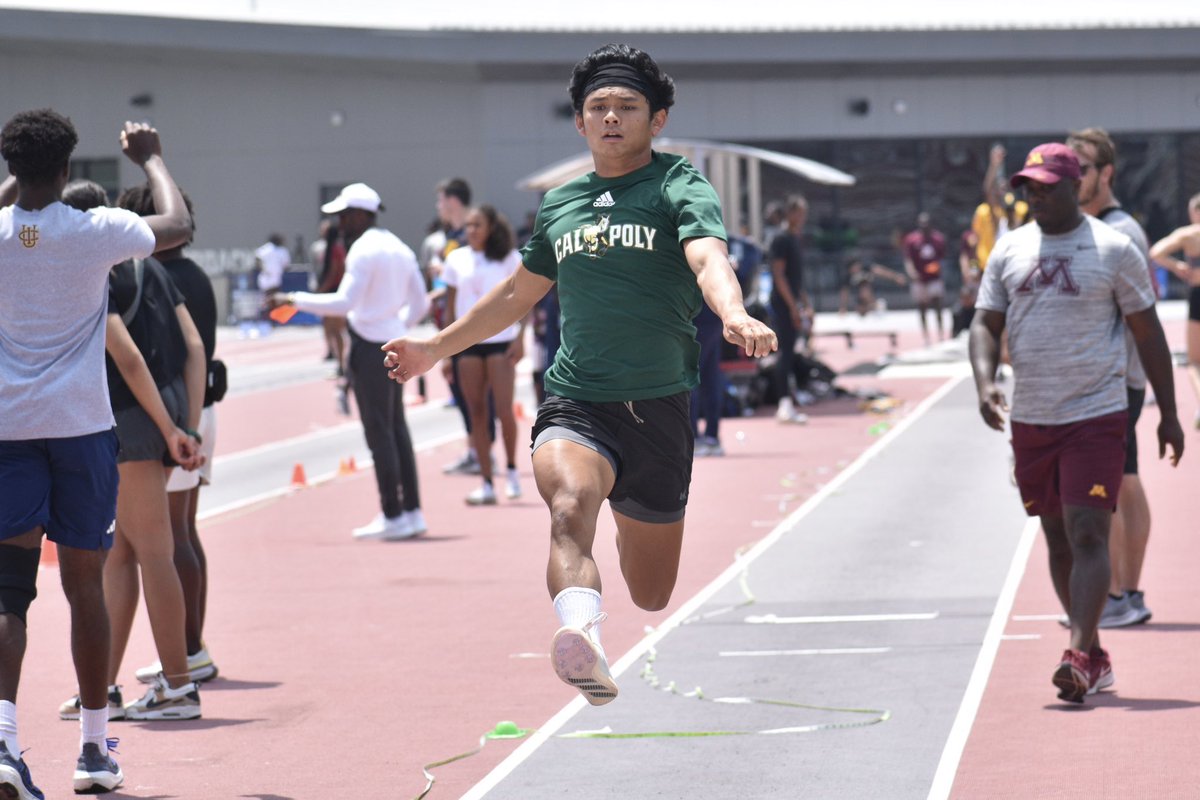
[593,191,616,208]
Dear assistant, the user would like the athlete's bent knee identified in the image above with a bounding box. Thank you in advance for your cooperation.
[0,544,41,626]
[629,587,672,612]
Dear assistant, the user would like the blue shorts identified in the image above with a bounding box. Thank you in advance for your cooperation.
[0,429,119,551]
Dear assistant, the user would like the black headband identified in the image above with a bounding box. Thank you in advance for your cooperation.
[580,63,660,111]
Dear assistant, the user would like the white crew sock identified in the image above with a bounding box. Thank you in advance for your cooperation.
[553,587,602,647]
[80,705,107,749]
[0,699,18,757]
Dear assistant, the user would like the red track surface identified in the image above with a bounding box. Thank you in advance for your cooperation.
[15,318,1197,798]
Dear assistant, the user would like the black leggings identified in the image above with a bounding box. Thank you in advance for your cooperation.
[348,328,420,517]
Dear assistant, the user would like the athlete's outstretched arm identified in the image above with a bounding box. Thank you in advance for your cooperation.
[382,263,553,383]
[968,308,1008,431]
[683,235,777,358]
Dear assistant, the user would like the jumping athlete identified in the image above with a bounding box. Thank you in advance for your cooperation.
[380,44,777,704]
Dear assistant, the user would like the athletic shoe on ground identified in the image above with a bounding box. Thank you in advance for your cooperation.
[1087,647,1114,695]
[695,436,724,457]
[135,648,218,685]
[335,385,350,416]
[1098,593,1142,629]
[551,613,618,706]
[1052,648,1091,703]
[505,469,521,500]
[352,513,410,540]
[123,675,200,721]
[1128,590,1152,624]
[0,741,43,800]
[400,508,427,537]
[442,452,479,475]
[72,738,123,794]
[466,483,497,506]
[775,399,808,425]
[381,513,422,541]
[59,686,124,721]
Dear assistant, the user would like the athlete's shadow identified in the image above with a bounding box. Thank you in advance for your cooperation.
[1044,694,1200,713]
[1113,622,1200,633]
[126,717,264,730]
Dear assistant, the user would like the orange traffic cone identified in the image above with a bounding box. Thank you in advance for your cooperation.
[291,463,308,488]
[514,401,526,422]
[40,542,59,567]
[347,456,357,472]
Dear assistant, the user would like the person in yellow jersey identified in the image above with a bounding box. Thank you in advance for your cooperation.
[972,143,1030,268]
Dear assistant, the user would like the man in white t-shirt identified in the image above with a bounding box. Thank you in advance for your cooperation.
[255,234,289,293]
[969,142,1183,705]
[0,110,192,797]
[1067,128,1158,630]
[273,183,430,541]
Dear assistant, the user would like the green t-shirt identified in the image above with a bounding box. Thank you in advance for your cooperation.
[521,151,726,402]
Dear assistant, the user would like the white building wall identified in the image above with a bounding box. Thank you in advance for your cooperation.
[2,43,1197,252]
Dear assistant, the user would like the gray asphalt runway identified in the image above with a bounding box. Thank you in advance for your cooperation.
[467,376,1029,800]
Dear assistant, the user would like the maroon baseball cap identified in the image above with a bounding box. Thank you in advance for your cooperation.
[1010,143,1081,187]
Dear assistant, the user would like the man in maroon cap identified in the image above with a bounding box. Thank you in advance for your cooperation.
[968,142,1184,703]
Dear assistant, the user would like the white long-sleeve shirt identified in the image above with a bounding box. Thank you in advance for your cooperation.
[291,227,428,343]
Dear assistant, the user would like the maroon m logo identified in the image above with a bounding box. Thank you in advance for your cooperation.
[1016,256,1079,295]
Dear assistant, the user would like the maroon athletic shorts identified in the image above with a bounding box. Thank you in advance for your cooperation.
[1010,410,1127,517]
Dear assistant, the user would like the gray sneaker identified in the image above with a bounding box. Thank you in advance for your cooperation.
[73,739,123,794]
[1098,593,1142,629]
[0,741,43,800]
[1127,590,1152,624]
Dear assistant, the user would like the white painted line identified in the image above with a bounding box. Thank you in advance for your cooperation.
[745,612,938,625]
[1010,614,1065,622]
[211,421,363,465]
[719,647,892,657]
[196,430,464,523]
[926,517,1040,800]
[461,373,968,800]
[999,634,1041,641]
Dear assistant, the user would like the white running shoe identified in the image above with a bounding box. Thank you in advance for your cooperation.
[135,647,218,685]
[466,483,497,506]
[551,613,617,706]
[401,508,427,537]
[352,513,409,540]
[58,685,125,720]
[123,675,200,721]
[505,469,521,500]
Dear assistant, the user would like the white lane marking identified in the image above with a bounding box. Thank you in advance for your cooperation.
[745,612,938,625]
[211,421,363,465]
[460,373,968,800]
[999,634,1041,641]
[196,430,463,523]
[926,516,1040,800]
[719,647,892,657]
[1010,614,1065,622]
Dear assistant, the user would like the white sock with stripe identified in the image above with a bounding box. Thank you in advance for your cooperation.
[80,705,107,750]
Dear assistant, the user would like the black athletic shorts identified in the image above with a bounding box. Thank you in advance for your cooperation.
[531,392,693,524]
[1124,386,1145,475]
[1189,285,1200,323]
[460,340,514,359]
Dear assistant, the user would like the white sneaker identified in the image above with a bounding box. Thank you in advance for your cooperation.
[123,674,201,721]
[401,508,427,537]
[551,613,617,706]
[505,469,521,500]
[775,398,808,425]
[135,647,218,685]
[352,513,406,540]
[466,483,497,506]
[381,513,420,541]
